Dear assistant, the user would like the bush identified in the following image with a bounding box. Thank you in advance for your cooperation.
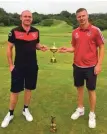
[40,19,53,26]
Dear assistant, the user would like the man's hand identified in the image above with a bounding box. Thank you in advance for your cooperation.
[36,43,48,51]
[9,65,15,72]
[40,45,48,52]
[58,47,68,53]
[94,64,101,75]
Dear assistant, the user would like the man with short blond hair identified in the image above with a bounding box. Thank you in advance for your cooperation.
[59,8,104,128]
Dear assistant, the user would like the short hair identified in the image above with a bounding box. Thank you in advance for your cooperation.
[76,8,87,14]
[21,10,32,16]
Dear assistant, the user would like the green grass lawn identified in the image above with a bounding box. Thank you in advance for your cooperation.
[0,22,107,134]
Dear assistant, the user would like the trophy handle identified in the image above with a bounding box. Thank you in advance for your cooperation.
[51,116,55,123]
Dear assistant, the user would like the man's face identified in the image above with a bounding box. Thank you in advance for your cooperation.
[76,10,88,26]
[20,11,33,26]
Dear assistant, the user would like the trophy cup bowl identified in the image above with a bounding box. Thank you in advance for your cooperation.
[50,44,58,63]
[50,47,58,53]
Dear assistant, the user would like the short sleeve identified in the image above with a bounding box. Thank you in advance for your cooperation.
[36,30,40,43]
[96,28,104,46]
[8,30,15,44]
[71,31,76,47]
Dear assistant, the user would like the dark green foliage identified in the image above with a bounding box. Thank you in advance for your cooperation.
[0,8,20,26]
[0,7,107,30]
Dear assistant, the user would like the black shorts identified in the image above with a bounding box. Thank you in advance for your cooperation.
[73,64,97,90]
[11,66,38,93]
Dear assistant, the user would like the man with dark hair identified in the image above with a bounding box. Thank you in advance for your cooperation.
[59,8,104,128]
[1,10,48,128]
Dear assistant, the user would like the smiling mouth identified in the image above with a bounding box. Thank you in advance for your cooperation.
[80,20,84,23]
[25,21,31,22]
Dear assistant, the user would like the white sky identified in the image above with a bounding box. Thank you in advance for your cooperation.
[0,0,107,14]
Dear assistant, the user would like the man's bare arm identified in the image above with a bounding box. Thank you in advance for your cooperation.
[7,42,14,71]
[94,44,104,75]
[58,46,75,53]
[66,46,75,53]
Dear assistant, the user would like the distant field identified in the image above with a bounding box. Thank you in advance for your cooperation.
[0,21,107,134]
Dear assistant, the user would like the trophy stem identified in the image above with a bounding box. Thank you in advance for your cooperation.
[50,43,58,63]
[50,52,56,63]
[53,53,55,57]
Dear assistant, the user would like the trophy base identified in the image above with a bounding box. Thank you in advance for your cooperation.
[50,129,56,133]
[50,128,57,133]
[50,57,57,63]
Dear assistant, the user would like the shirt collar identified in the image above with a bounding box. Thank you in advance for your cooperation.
[19,25,32,32]
[79,24,92,32]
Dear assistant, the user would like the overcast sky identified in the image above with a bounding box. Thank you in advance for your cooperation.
[0,0,107,14]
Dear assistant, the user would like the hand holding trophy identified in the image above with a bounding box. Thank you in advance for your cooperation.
[50,42,58,63]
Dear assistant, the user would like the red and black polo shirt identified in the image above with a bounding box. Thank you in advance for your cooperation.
[8,26,39,68]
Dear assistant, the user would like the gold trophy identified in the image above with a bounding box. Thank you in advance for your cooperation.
[50,116,57,133]
[50,42,58,63]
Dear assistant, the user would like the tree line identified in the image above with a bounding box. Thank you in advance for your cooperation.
[0,8,107,30]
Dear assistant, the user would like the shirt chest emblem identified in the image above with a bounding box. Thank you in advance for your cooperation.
[75,32,79,39]
[87,31,92,36]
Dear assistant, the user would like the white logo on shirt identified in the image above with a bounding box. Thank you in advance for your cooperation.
[87,31,92,36]
[75,32,79,39]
